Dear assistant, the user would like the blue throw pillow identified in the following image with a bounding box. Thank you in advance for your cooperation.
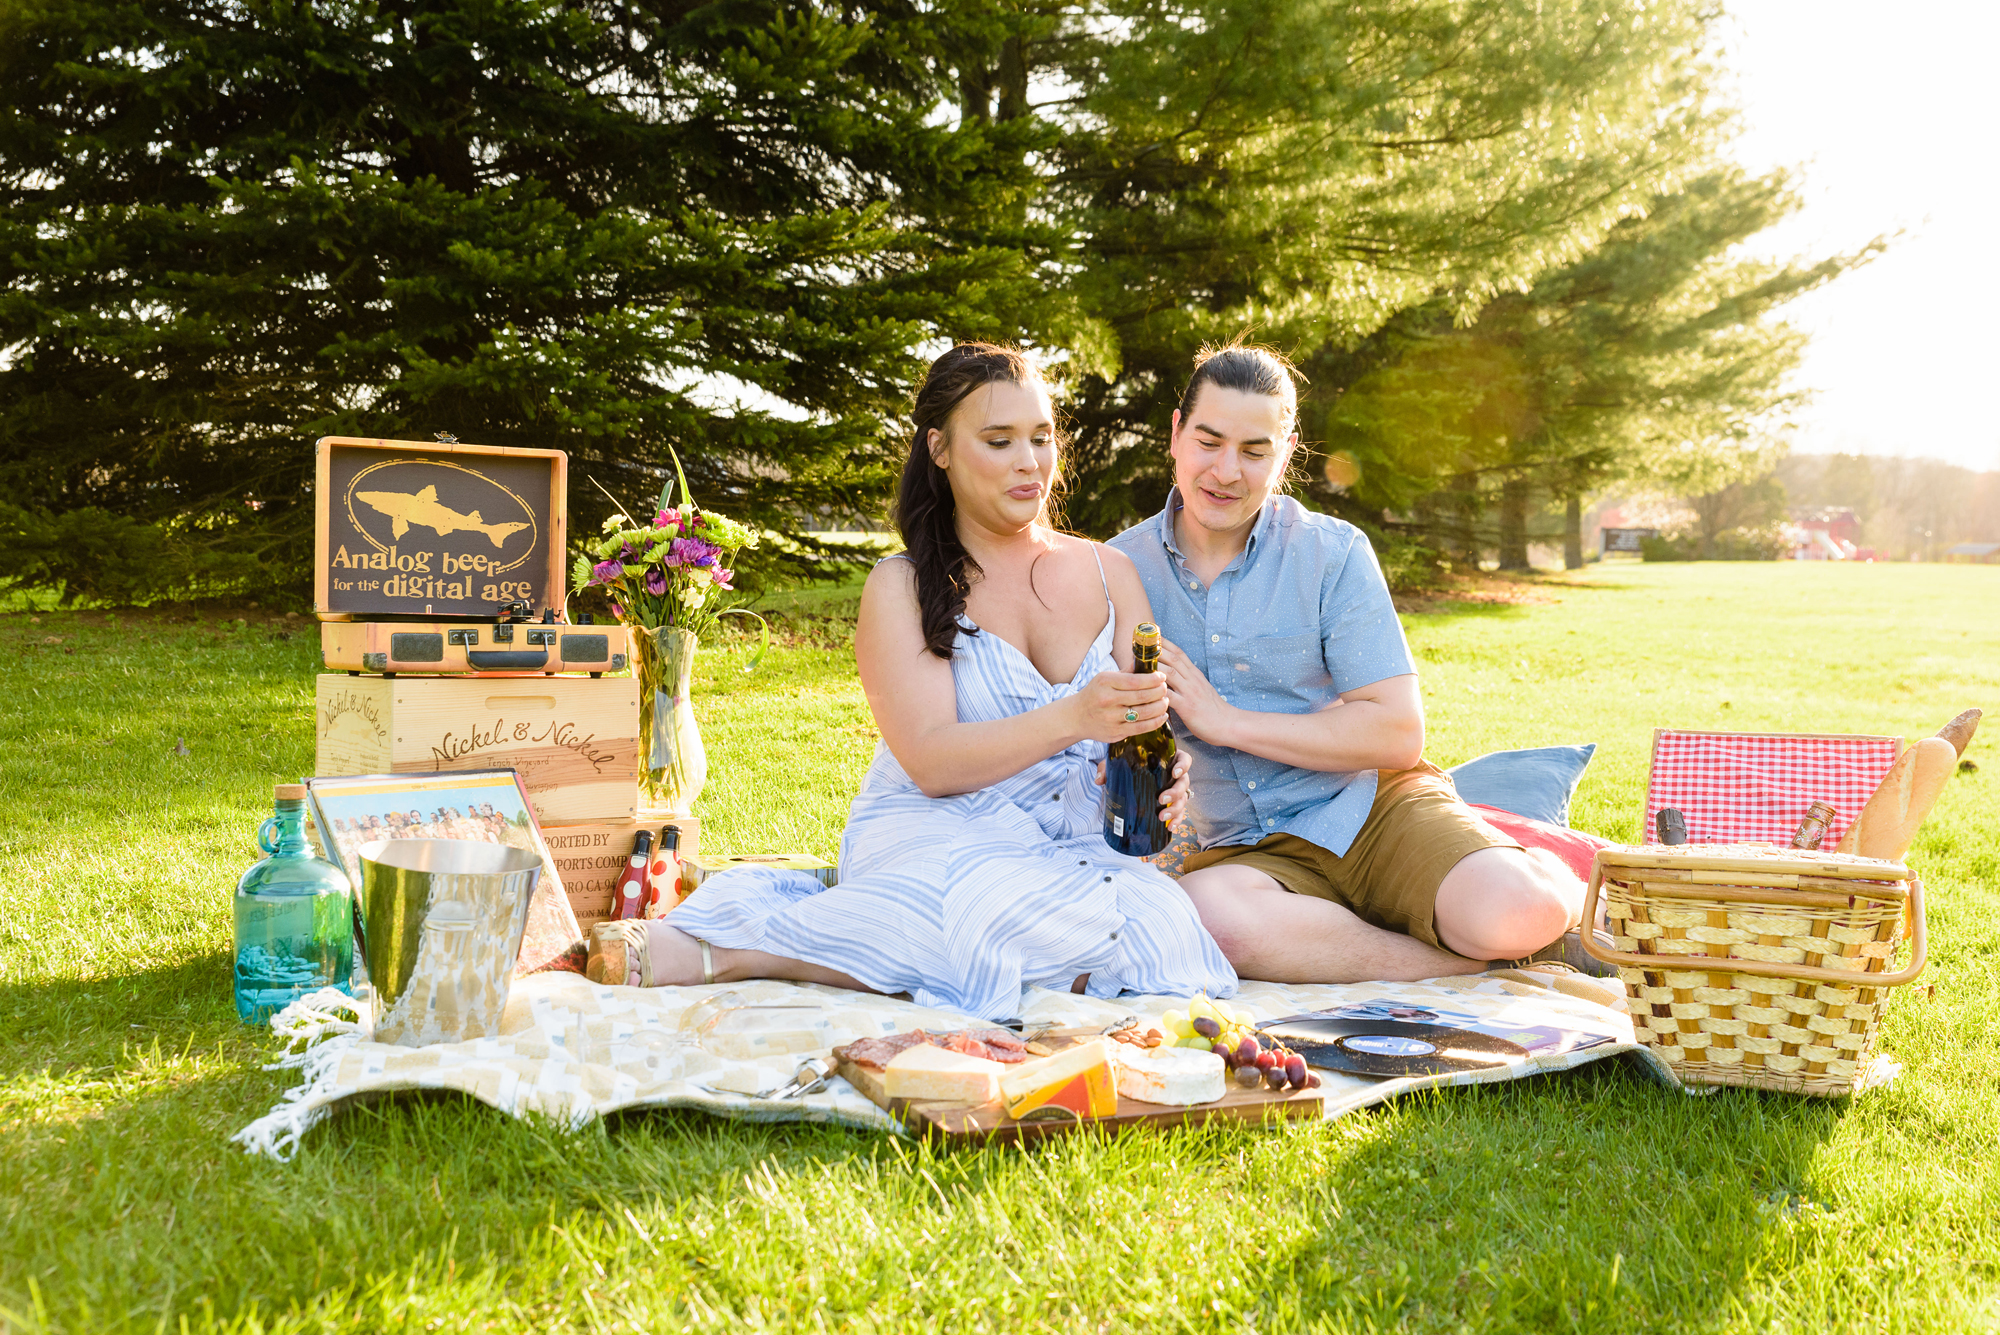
[1445,743,1597,828]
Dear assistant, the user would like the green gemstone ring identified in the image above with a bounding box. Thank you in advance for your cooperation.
[1125,710,1138,722]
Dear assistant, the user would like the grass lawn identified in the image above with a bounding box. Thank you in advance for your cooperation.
[2,561,1996,1334]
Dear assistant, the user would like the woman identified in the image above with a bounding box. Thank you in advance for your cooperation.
[586,343,1236,1018]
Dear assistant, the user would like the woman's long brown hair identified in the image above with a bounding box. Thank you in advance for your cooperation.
[894,343,1047,659]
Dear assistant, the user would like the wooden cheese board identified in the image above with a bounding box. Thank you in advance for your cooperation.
[832,1029,1325,1144]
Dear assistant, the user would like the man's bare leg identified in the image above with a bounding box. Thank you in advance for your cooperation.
[1431,846,1582,962]
[1179,863,1484,983]
[634,920,879,992]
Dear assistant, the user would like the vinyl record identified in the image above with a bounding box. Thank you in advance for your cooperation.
[1259,1018,1529,1079]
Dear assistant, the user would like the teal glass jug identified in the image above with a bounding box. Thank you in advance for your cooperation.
[234,784,354,1023]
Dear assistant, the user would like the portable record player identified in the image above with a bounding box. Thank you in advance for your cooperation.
[313,435,624,676]
[315,435,571,623]
[320,604,629,676]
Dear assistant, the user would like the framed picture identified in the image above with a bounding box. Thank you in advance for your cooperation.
[304,769,581,973]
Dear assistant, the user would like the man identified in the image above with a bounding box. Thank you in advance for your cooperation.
[1107,342,1592,982]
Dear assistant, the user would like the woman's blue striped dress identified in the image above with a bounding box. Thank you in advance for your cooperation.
[669,556,1238,1019]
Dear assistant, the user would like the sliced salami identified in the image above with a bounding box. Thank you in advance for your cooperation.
[841,1027,1030,1071]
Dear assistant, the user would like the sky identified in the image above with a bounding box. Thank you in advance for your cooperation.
[1724,0,1999,472]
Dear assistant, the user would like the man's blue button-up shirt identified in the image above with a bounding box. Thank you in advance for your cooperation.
[1108,491,1416,858]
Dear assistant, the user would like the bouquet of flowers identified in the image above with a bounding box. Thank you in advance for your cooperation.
[572,501,758,640]
[573,457,765,810]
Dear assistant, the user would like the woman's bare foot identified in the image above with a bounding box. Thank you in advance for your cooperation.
[592,918,879,993]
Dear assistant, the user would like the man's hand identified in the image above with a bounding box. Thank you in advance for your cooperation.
[1156,637,1232,744]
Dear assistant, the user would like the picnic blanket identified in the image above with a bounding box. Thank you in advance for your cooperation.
[233,970,1672,1160]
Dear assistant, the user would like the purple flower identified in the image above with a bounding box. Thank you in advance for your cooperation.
[644,566,668,596]
[610,601,625,621]
[670,536,721,567]
[591,559,624,585]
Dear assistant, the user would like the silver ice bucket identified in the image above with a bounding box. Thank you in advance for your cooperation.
[356,839,541,1047]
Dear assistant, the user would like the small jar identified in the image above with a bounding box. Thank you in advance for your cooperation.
[233,784,354,1022]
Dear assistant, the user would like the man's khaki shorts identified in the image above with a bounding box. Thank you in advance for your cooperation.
[1178,761,1521,948]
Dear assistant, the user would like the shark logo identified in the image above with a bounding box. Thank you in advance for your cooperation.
[357,485,532,546]
[338,455,541,577]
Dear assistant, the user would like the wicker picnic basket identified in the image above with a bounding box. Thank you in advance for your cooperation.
[1582,844,1927,1097]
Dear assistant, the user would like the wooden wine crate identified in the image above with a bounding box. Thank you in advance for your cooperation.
[314,674,638,825]
[542,813,703,929]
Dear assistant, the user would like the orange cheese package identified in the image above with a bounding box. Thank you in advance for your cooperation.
[883,1045,1005,1104]
[999,1038,1118,1120]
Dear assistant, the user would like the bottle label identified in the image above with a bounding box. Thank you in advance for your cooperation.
[1112,816,1125,836]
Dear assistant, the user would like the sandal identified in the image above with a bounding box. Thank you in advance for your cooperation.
[585,921,717,988]
[587,920,651,986]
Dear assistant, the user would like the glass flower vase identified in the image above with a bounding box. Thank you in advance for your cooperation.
[634,625,707,813]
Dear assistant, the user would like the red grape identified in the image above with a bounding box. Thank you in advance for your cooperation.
[1211,1039,1234,1060]
[1284,1054,1307,1087]
[1263,1066,1288,1090]
[1304,1073,1322,1090]
[1234,1065,1262,1089]
[1192,1016,1221,1039]
[1253,1050,1278,1072]
[1235,1036,1259,1067]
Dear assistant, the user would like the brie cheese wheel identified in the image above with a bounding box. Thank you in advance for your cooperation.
[1112,1044,1227,1106]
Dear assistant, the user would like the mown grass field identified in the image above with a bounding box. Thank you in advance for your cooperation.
[1,561,1995,1334]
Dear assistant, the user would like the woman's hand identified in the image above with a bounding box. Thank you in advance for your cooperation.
[1069,669,1168,744]
[1158,750,1193,830]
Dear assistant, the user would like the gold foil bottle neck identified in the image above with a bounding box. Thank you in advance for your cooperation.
[1132,622,1161,647]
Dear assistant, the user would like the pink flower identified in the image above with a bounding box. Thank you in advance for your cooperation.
[655,507,679,529]
[713,567,734,590]
[644,567,668,596]
[591,559,624,584]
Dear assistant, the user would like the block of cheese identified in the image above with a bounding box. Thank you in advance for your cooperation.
[883,1044,1004,1105]
[1112,1044,1227,1106]
[1000,1039,1118,1120]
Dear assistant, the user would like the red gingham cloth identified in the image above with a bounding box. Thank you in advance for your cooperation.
[1643,730,1903,848]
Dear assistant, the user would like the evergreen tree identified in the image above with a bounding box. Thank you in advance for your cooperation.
[1026,0,1733,533]
[0,0,1072,598]
[1322,166,1881,567]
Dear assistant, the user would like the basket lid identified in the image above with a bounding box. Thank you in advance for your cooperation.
[1598,842,1909,882]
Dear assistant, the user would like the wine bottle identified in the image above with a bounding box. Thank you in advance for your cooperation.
[642,825,683,919]
[1103,622,1177,856]
[611,829,654,920]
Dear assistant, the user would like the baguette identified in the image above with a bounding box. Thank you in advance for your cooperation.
[1835,736,1956,862]
[1936,708,1981,758]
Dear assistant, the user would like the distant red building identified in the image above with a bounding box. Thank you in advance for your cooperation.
[1792,507,1865,561]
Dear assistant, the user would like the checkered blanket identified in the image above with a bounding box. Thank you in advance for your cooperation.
[1642,729,1903,848]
